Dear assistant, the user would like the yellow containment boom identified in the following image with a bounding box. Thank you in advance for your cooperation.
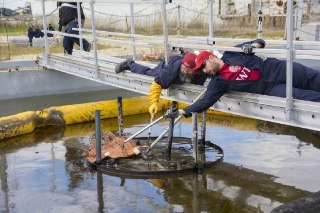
[0,96,171,140]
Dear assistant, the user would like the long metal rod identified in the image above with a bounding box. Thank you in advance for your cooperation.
[130,3,137,60]
[41,0,49,63]
[149,89,207,150]
[90,0,99,78]
[124,116,164,142]
[95,110,102,163]
[161,0,169,64]
[192,112,198,163]
[117,96,124,136]
[209,0,214,38]
[286,0,294,121]
[257,0,263,38]
[177,5,181,39]
[200,111,206,144]
[77,2,83,53]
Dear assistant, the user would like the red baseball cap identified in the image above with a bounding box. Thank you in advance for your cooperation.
[195,51,213,73]
[182,52,197,69]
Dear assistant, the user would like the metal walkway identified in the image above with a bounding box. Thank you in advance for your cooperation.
[38,52,320,132]
[35,0,320,132]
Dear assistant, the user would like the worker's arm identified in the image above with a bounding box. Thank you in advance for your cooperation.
[148,81,163,115]
[182,77,228,117]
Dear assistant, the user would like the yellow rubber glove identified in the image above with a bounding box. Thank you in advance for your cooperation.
[148,81,162,115]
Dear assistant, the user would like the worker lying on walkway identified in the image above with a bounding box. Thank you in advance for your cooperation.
[57,2,90,54]
[165,40,320,118]
[115,53,208,115]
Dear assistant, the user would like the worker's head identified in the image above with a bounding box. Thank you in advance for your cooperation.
[35,24,39,29]
[195,51,222,75]
[180,52,197,77]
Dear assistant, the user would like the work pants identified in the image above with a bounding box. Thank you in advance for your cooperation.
[129,63,157,76]
[259,58,320,102]
[63,21,90,55]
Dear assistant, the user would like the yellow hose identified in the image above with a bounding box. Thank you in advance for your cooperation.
[0,96,171,140]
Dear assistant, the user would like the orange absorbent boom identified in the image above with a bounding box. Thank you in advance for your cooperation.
[84,131,148,163]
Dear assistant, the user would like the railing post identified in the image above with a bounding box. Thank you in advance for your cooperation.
[41,0,49,63]
[286,0,294,121]
[77,2,83,54]
[209,0,214,39]
[161,0,169,64]
[177,5,181,38]
[90,0,99,78]
[257,0,263,38]
[130,3,137,60]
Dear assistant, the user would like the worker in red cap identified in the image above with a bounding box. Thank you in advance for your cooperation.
[164,39,320,118]
[115,53,208,115]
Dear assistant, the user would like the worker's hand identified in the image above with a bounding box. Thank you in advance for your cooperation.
[164,106,181,118]
[241,43,254,54]
[148,103,158,115]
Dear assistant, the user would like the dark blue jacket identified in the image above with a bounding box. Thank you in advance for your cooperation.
[154,56,208,89]
[28,26,34,38]
[34,29,44,38]
[47,26,55,37]
[184,39,266,116]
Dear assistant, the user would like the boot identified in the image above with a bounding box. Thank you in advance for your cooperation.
[115,59,134,74]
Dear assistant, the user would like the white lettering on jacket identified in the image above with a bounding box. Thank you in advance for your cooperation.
[236,67,251,80]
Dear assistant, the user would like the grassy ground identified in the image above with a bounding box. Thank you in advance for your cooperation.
[0,24,285,61]
[0,43,116,61]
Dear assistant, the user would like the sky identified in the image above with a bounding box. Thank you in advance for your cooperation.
[2,0,34,10]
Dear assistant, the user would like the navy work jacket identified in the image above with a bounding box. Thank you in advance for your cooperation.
[184,39,266,116]
[28,27,34,38]
[154,56,208,89]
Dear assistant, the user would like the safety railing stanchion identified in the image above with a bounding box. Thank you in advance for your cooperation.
[177,5,181,39]
[286,0,294,121]
[41,0,49,63]
[161,0,169,64]
[209,0,214,39]
[130,3,137,60]
[257,0,263,38]
[90,0,99,78]
[77,2,83,55]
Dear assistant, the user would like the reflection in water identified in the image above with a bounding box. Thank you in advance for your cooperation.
[0,112,319,212]
[0,155,9,212]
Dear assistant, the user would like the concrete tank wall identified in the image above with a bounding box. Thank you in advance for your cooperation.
[0,69,113,100]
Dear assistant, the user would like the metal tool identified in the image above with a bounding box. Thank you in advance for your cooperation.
[124,115,164,143]
[148,88,207,151]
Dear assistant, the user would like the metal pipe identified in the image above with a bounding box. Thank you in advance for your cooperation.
[77,2,83,53]
[97,171,104,211]
[117,96,123,137]
[124,116,164,142]
[90,0,99,78]
[286,0,294,121]
[167,102,177,156]
[200,111,206,146]
[161,0,169,64]
[95,110,102,163]
[209,0,214,39]
[257,0,263,38]
[130,3,137,60]
[41,0,49,63]
[192,113,198,163]
[177,5,181,39]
